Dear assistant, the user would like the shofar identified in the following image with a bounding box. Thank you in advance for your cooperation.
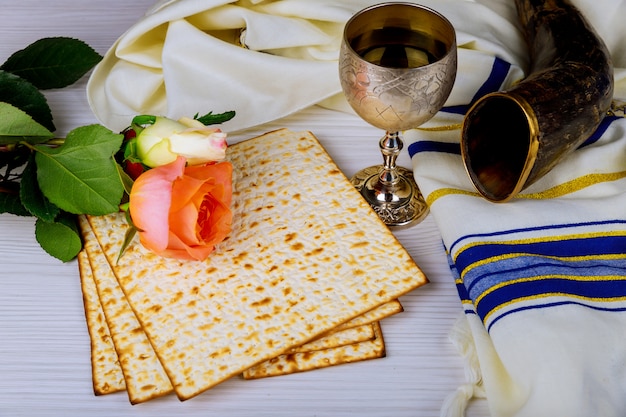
[460,0,614,202]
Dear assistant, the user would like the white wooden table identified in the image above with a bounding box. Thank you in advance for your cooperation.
[0,1,490,416]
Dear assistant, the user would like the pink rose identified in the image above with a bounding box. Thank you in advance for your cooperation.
[129,156,232,260]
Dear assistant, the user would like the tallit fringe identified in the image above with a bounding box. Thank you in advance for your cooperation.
[440,313,486,417]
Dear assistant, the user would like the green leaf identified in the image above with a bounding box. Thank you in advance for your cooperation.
[131,115,156,126]
[34,124,125,215]
[19,153,60,221]
[0,189,30,216]
[194,110,236,125]
[115,162,134,195]
[35,213,82,262]
[117,223,137,264]
[1,37,103,90]
[0,71,55,131]
[0,102,55,145]
[121,137,138,162]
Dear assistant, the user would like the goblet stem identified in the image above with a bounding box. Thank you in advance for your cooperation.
[378,131,403,187]
[350,131,429,227]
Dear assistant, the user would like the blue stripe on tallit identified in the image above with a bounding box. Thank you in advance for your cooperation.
[487,300,626,332]
[464,257,626,297]
[448,220,626,256]
[448,254,478,315]
[454,234,626,269]
[477,275,626,316]
[451,225,626,331]
[408,140,461,157]
[440,56,512,116]
[468,57,512,105]
[440,105,468,115]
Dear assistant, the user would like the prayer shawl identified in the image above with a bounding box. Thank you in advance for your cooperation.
[406,0,626,415]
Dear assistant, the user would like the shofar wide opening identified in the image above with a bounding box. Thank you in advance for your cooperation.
[462,94,535,202]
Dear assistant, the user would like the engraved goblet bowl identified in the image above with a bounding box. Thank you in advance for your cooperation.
[339,2,457,227]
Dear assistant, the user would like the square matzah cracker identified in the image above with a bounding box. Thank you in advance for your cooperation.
[77,250,126,396]
[86,129,427,400]
[79,216,173,404]
[334,299,404,331]
[243,322,386,379]
[290,323,375,353]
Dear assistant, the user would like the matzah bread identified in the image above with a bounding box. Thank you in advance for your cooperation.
[80,243,397,396]
[85,129,427,400]
[290,323,375,354]
[80,231,402,395]
[77,250,126,395]
[79,216,173,404]
[333,299,404,331]
[243,322,386,379]
[80,239,401,397]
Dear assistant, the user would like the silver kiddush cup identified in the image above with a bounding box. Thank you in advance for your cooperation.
[339,2,457,226]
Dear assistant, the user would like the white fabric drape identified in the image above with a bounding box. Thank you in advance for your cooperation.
[86,0,526,132]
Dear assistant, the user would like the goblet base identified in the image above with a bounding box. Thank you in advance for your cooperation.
[351,165,429,228]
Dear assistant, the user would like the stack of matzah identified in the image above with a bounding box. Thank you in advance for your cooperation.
[77,129,428,404]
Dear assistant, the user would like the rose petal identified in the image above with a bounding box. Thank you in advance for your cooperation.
[169,174,206,213]
[159,232,216,261]
[143,138,177,167]
[198,194,232,245]
[169,162,233,247]
[169,129,227,164]
[136,117,183,167]
[169,202,201,246]
[184,162,233,205]
[129,156,186,253]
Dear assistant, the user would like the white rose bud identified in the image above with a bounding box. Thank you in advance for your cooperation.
[136,116,227,168]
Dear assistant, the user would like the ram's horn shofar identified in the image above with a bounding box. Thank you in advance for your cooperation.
[460,0,614,202]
